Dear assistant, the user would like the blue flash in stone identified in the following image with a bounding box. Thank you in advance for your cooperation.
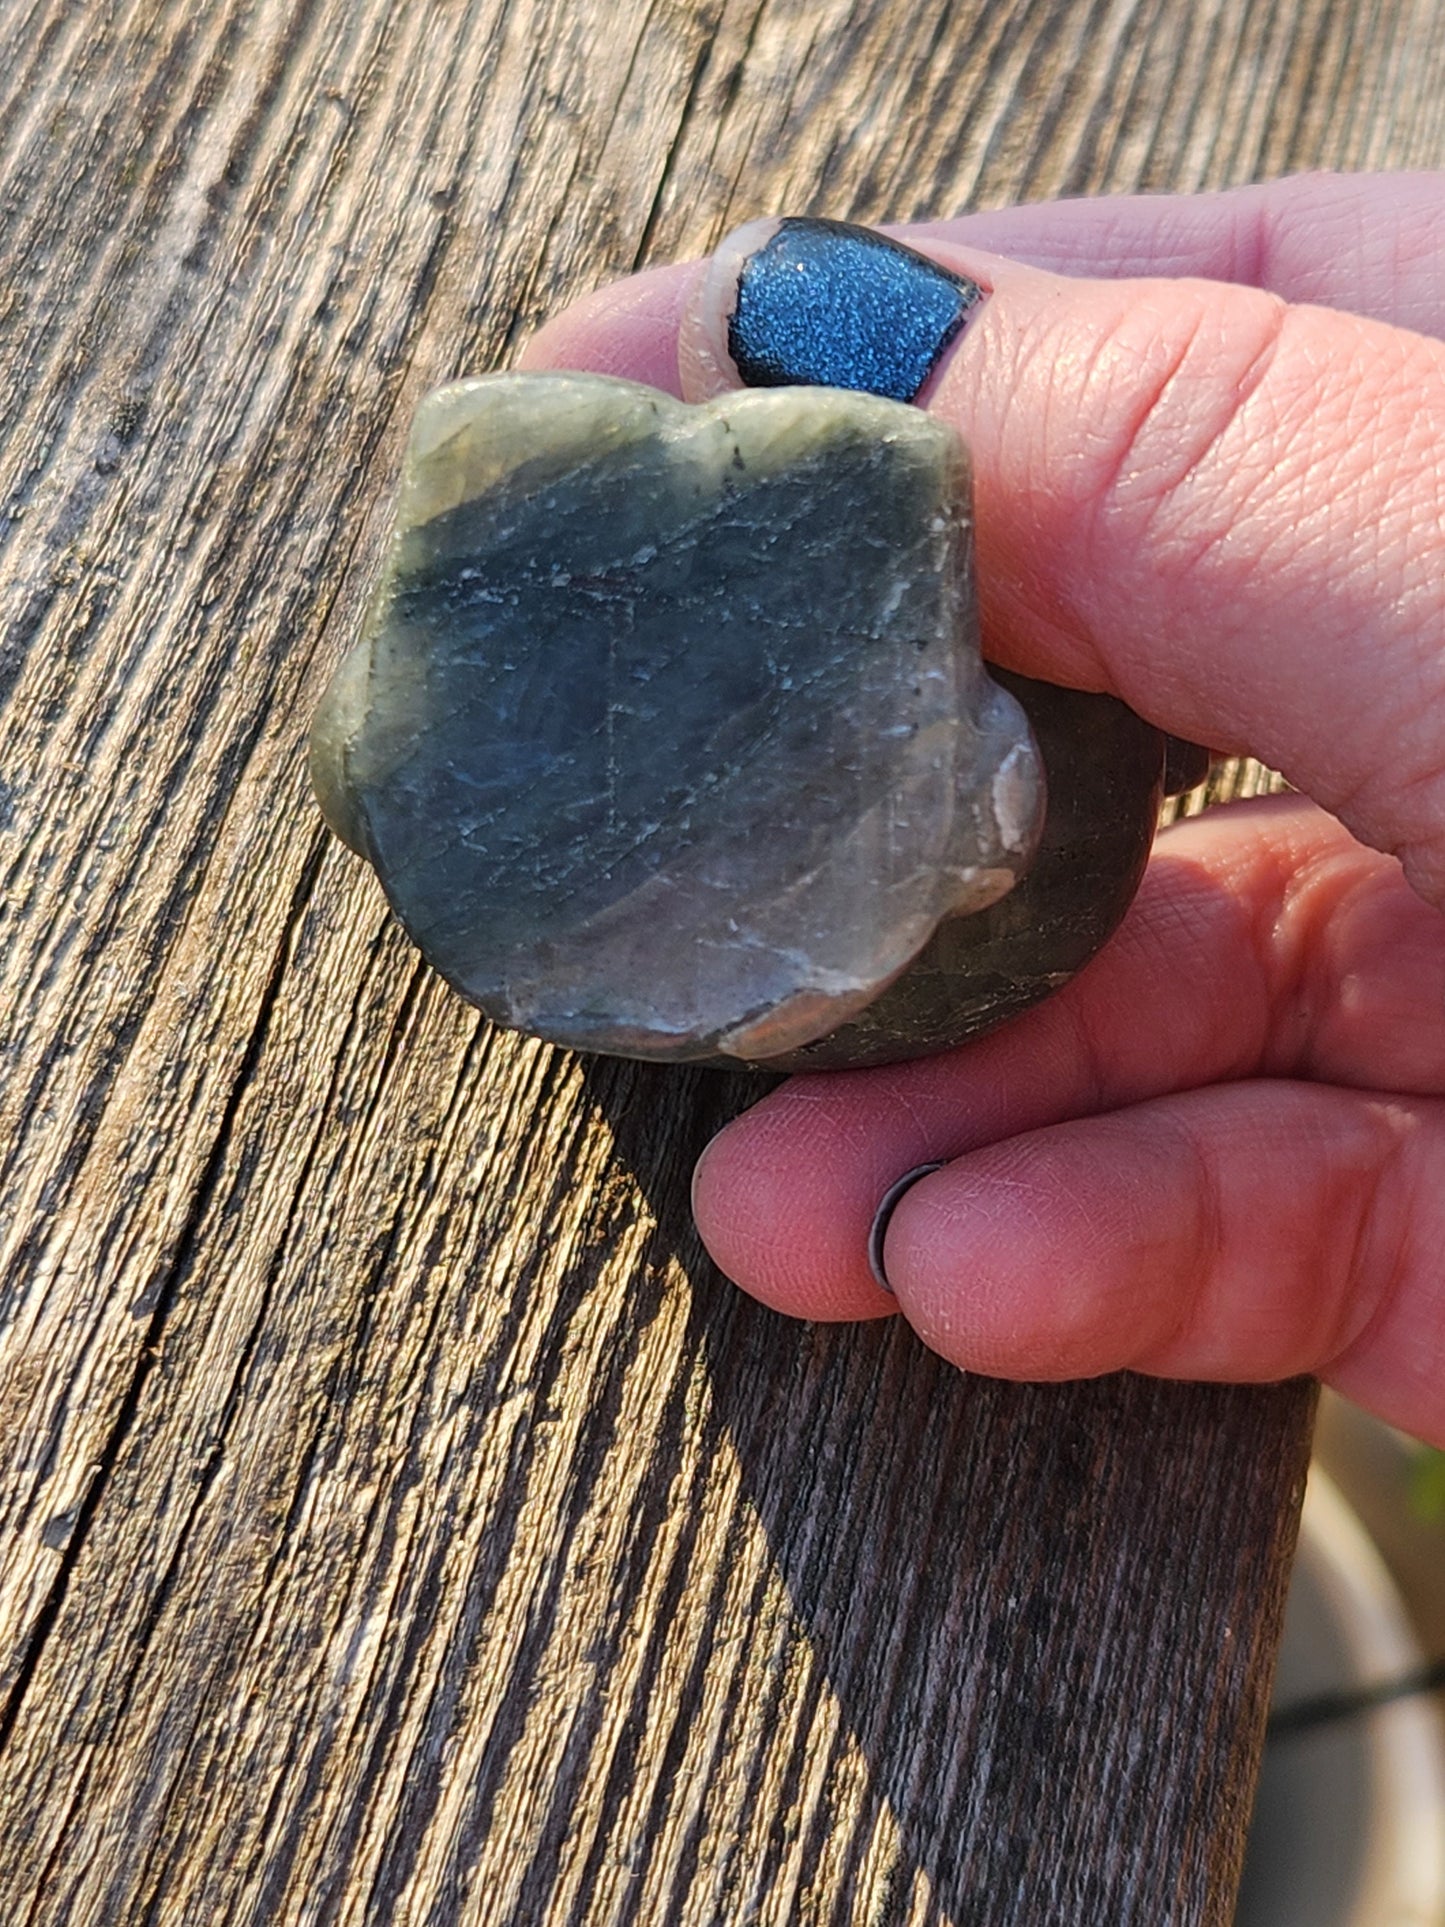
[728,218,986,401]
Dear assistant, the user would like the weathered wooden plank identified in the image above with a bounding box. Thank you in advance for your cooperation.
[0,0,1436,1918]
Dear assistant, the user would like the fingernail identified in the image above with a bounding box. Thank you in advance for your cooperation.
[690,1136,715,1221]
[680,217,989,404]
[868,1162,944,1294]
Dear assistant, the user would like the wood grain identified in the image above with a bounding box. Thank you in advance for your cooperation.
[0,0,1436,1918]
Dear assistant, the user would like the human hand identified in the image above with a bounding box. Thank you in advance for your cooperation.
[521,172,1445,1446]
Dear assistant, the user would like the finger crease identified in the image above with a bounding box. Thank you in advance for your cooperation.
[1147,1117,1225,1365]
[1320,1124,1414,1373]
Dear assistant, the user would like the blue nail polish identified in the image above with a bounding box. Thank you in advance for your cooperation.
[728,218,986,402]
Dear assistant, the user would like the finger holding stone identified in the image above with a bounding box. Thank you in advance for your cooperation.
[922,239,1445,880]
[526,202,1445,906]
[689,796,1445,1322]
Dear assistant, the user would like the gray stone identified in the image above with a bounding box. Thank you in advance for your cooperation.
[750,671,1165,1069]
[311,372,1044,1062]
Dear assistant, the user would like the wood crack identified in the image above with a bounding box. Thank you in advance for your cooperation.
[0,837,326,1765]
[631,19,723,270]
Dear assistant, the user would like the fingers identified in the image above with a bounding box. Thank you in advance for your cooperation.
[879,1081,1445,1449]
[523,260,699,395]
[908,172,1445,337]
[689,796,1445,1320]
[910,236,1445,904]
[515,181,1445,1442]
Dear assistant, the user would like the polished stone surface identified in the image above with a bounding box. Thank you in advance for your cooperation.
[311,372,1044,1062]
[743,671,1164,1069]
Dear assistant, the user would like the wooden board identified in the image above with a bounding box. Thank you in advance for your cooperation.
[1,0,1438,1917]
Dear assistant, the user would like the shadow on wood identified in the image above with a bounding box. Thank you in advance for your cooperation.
[575,1058,1315,1923]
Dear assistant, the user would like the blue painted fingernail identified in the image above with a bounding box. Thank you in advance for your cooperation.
[868,1162,945,1293]
[728,219,987,401]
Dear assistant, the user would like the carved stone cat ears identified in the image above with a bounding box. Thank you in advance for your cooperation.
[311,372,1166,1069]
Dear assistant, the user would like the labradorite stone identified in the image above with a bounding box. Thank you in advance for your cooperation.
[749,671,1164,1069]
[310,372,1046,1063]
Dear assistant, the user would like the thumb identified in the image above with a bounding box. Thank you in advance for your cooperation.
[531,220,1445,907]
